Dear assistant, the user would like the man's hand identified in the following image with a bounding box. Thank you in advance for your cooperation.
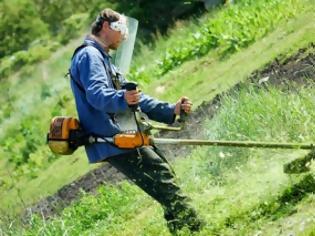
[174,97,193,115]
[124,90,141,105]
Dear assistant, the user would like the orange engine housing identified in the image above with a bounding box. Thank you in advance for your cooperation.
[47,116,80,155]
[114,132,150,149]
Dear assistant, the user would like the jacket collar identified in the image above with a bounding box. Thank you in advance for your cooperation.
[84,35,111,59]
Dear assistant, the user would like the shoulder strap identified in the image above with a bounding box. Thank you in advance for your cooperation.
[68,41,120,91]
[66,43,89,93]
[71,44,89,60]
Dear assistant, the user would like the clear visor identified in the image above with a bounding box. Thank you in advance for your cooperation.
[110,15,129,40]
[112,16,138,75]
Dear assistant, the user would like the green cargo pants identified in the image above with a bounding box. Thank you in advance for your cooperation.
[106,146,204,233]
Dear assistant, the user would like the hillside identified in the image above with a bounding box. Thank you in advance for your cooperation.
[0,0,315,235]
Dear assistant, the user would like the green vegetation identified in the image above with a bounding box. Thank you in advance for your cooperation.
[0,0,315,234]
[0,0,314,216]
[4,81,315,235]
[0,0,203,79]
[145,10,315,105]
[1,0,310,185]
[210,85,315,142]
[204,84,315,175]
[157,0,304,74]
[24,183,144,236]
[0,0,93,78]
[0,0,49,58]
[129,0,306,81]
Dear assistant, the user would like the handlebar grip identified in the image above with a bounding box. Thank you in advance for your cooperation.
[124,82,138,91]
[178,98,188,123]
[123,82,138,111]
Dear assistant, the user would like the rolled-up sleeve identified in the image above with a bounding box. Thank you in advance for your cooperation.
[77,48,128,113]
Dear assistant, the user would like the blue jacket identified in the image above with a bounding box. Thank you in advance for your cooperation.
[70,37,176,163]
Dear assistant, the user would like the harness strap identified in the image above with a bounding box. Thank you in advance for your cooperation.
[68,41,120,90]
[68,40,120,122]
[67,128,116,149]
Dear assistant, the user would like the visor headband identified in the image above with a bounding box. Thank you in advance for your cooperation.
[110,16,129,40]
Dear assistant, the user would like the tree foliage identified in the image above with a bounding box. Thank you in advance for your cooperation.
[0,0,204,59]
[0,0,49,58]
[33,0,93,33]
[0,0,205,80]
[93,0,204,38]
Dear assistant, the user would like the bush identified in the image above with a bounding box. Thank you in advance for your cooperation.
[0,41,60,79]
[58,13,89,44]
[0,0,49,58]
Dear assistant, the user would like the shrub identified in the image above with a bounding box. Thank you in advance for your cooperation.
[58,13,89,44]
[0,0,49,58]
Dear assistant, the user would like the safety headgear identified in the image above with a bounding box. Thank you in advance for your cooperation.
[112,16,138,75]
[110,15,129,40]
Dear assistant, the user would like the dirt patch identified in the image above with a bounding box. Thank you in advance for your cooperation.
[249,43,315,86]
[23,43,315,220]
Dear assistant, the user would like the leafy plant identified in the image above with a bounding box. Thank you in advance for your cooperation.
[57,13,89,44]
[156,0,304,75]
[0,0,49,58]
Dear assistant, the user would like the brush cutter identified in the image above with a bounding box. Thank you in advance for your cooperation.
[85,132,315,174]
[47,82,315,174]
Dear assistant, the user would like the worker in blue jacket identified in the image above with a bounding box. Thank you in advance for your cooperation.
[70,8,204,234]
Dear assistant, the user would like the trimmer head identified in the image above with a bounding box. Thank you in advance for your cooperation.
[283,149,315,174]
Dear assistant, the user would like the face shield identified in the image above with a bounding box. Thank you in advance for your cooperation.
[109,15,129,40]
[111,16,138,75]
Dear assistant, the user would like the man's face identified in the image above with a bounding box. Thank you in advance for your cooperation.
[104,17,128,50]
[108,29,123,50]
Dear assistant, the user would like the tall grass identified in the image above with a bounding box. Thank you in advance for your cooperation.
[0,0,311,180]
[128,0,307,81]
[5,81,314,235]
[0,0,313,222]
[203,82,315,175]
[209,85,315,142]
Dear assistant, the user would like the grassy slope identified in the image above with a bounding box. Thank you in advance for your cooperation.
[0,6,314,215]
[17,84,315,235]
[0,40,99,212]
[71,85,315,235]
[78,11,315,235]
[98,84,315,236]
[102,151,308,236]
[144,11,315,105]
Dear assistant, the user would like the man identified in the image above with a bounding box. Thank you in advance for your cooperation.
[69,8,204,234]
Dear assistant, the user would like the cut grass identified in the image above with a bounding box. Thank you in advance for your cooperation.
[0,0,315,221]
[8,80,315,235]
[0,7,314,217]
